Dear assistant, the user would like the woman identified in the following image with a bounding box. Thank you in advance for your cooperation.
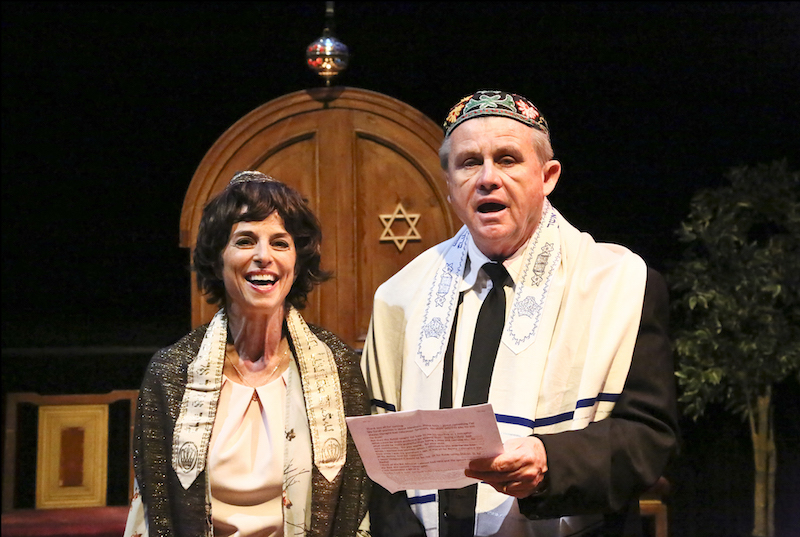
[124,171,370,537]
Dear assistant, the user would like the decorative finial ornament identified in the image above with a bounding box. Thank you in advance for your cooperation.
[306,1,349,86]
[443,90,549,138]
[227,170,277,187]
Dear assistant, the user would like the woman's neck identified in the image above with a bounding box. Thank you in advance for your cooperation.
[225,304,287,363]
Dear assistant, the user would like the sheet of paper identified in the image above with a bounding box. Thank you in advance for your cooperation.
[345,403,503,493]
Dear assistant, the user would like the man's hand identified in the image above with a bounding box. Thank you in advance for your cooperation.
[464,436,548,498]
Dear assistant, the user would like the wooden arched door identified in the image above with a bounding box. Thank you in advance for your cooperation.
[181,87,458,349]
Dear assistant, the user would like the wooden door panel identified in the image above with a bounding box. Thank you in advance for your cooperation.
[354,134,453,343]
[313,110,357,341]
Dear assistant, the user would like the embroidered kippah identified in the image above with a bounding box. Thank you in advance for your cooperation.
[228,170,277,187]
[442,90,549,138]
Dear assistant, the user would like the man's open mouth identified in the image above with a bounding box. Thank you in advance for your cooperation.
[477,202,507,213]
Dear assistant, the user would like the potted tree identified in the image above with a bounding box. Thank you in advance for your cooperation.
[668,160,799,537]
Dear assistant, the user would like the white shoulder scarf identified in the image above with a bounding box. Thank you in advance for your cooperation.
[362,200,647,536]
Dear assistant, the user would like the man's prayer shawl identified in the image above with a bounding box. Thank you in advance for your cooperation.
[362,202,671,536]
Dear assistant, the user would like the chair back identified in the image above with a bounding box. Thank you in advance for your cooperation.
[2,390,139,512]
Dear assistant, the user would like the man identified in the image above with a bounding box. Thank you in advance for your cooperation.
[361,90,678,536]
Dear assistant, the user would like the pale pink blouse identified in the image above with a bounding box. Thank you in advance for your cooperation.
[208,374,286,537]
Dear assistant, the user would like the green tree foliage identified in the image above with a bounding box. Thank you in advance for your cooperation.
[670,159,800,417]
[668,159,799,536]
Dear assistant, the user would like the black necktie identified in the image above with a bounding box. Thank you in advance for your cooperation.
[462,262,509,406]
[439,262,509,537]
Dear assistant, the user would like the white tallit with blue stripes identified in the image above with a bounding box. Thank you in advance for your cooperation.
[362,200,647,536]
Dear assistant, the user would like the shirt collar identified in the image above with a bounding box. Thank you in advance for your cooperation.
[459,233,530,292]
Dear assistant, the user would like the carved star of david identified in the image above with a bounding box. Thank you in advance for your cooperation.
[379,203,422,252]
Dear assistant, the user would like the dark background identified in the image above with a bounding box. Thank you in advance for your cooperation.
[2,2,799,535]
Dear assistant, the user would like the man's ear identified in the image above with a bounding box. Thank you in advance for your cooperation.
[445,172,454,205]
[542,160,561,196]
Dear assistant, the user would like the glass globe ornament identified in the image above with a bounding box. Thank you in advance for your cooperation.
[306,30,349,84]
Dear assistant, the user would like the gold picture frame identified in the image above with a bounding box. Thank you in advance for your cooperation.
[35,404,108,509]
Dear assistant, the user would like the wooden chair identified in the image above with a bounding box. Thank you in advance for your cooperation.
[2,390,139,537]
[640,476,671,537]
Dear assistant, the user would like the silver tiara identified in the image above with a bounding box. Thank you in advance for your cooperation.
[228,170,277,187]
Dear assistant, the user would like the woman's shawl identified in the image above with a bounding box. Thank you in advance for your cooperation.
[125,309,370,537]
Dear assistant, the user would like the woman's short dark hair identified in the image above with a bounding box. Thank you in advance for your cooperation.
[193,174,331,310]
